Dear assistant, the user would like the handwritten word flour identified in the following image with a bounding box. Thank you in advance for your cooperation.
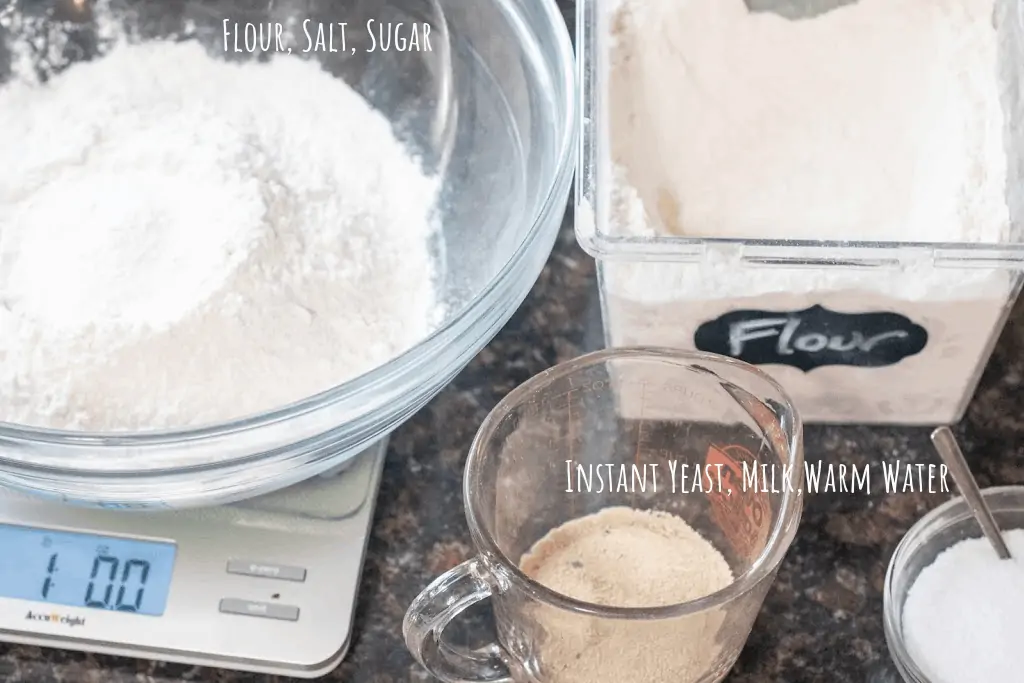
[0,36,443,431]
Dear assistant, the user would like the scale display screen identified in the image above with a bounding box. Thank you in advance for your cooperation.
[0,523,176,616]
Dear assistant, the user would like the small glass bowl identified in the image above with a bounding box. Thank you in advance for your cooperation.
[883,485,1024,682]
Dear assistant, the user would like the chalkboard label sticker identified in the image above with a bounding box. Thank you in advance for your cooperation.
[693,305,928,372]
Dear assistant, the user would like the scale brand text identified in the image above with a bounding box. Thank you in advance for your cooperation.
[24,610,86,627]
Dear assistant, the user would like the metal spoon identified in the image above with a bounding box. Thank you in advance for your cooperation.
[930,426,1012,560]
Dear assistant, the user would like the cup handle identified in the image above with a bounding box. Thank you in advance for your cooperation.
[403,557,514,683]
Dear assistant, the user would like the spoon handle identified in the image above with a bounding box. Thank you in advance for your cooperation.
[931,426,1012,560]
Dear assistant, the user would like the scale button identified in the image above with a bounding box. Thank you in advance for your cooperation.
[226,560,306,582]
[219,598,300,621]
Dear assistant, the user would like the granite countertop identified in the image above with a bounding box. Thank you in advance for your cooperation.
[3,3,1024,682]
[5,215,1023,683]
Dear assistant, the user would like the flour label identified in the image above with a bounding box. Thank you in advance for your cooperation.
[693,305,927,372]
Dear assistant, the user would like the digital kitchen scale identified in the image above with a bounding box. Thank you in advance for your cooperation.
[0,439,387,678]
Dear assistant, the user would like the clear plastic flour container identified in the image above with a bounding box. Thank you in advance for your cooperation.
[0,0,576,508]
[575,0,1024,425]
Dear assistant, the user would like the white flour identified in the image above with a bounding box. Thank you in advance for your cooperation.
[601,0,1023,424]
[0,22,443,431]
[611,0,1011,245]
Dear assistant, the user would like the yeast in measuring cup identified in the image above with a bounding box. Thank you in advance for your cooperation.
[594,0,1024,425]
[518,506,734,683]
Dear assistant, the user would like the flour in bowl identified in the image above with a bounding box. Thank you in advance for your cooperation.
[0,31,444,431]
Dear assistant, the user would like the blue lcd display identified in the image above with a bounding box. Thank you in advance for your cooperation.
[0,524,176,616]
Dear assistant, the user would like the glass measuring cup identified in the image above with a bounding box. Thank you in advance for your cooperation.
[404,348,804,683]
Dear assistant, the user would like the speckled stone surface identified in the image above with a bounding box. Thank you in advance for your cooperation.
[5,219,1023,683]
[3,3,1024,683]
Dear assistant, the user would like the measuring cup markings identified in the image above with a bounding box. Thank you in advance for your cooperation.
[630,382,648,508]
[705,444,772,561]
[565,375,607,392]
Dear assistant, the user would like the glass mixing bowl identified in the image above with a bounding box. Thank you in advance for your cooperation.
[0,0,576,508]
